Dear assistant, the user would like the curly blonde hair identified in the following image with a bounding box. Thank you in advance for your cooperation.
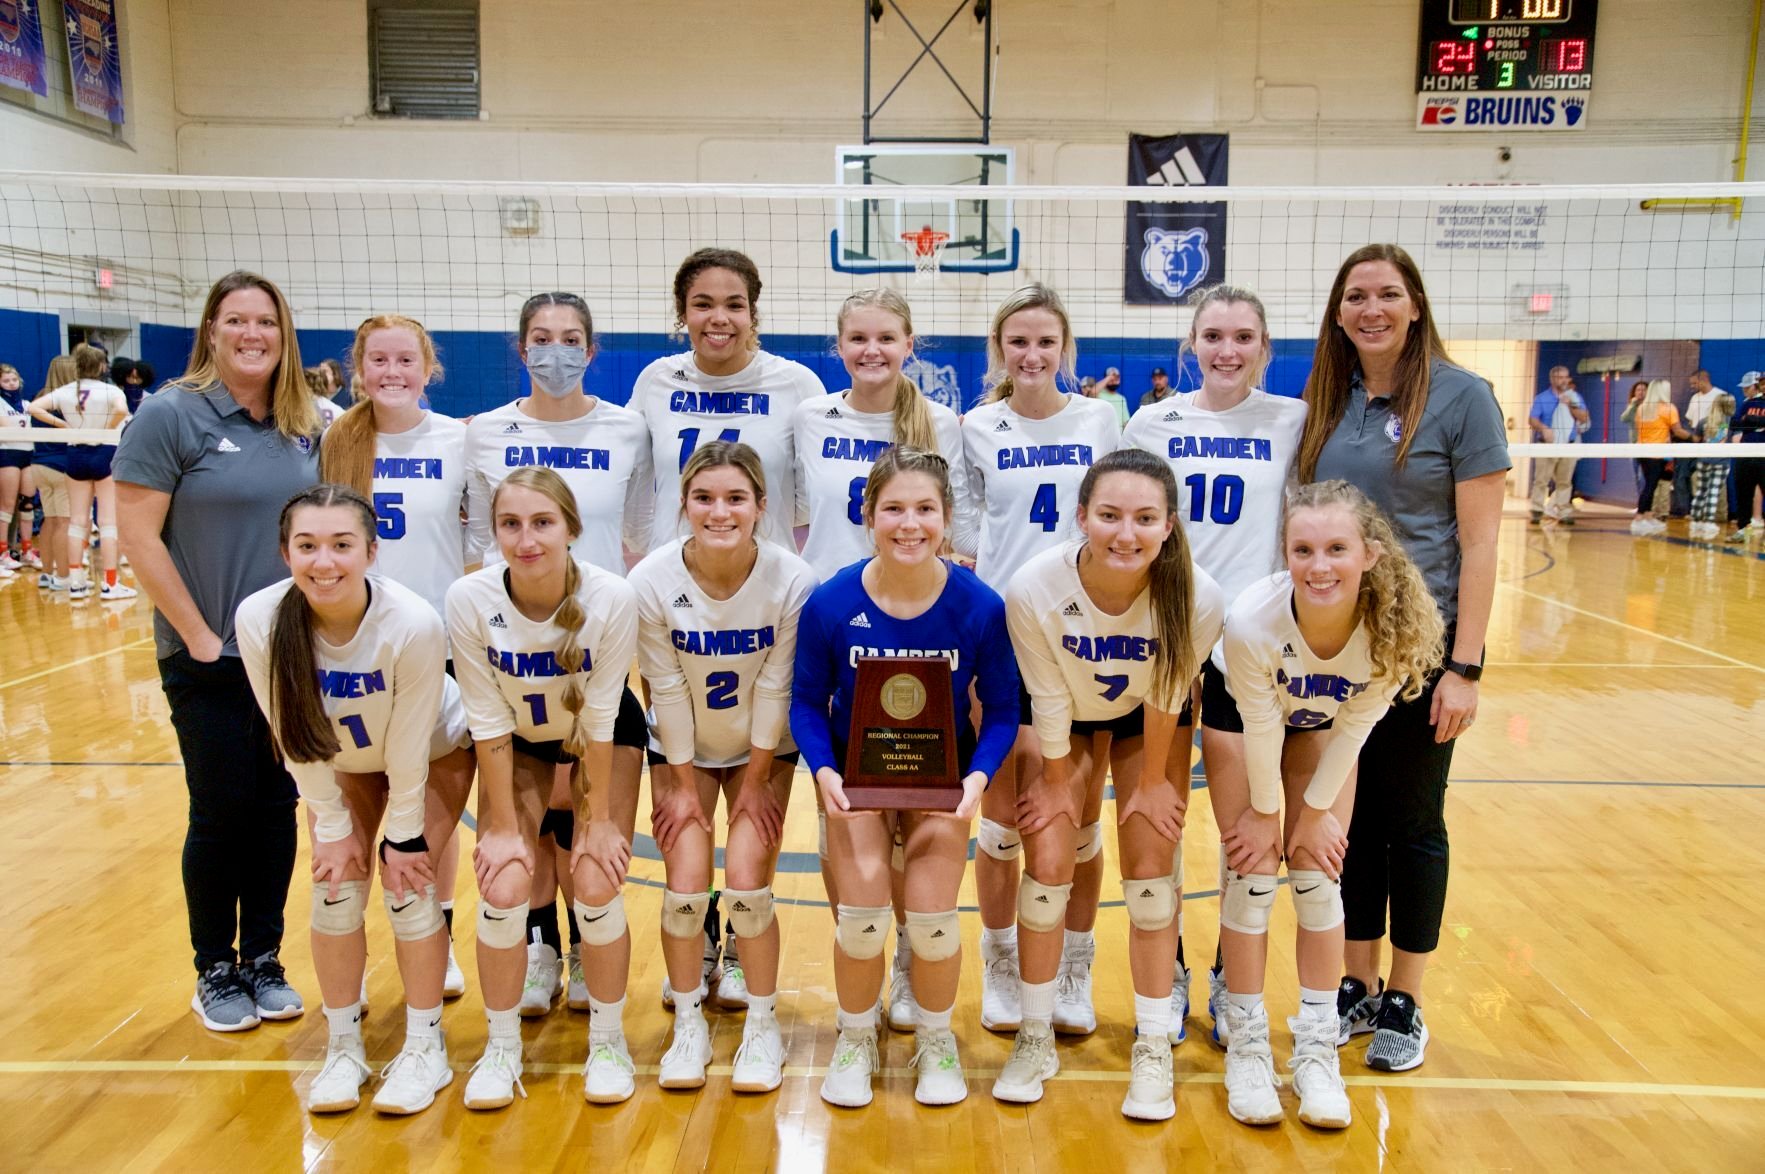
[1284,480,1444,702]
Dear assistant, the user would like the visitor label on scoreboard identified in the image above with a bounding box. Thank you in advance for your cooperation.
[1418,92,1588,131]
[1415,0,1597,131]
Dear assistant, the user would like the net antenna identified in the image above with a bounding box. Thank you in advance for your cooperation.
[901,225,951,279]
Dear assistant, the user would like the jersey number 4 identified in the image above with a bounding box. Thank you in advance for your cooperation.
[1028,483,1060,532]
[1182,473,1245,525]
[678,427,742,472]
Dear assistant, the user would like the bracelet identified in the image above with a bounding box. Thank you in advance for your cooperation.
[379,834,429,862]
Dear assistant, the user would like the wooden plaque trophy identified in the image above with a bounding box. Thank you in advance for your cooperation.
[842,656,962,811]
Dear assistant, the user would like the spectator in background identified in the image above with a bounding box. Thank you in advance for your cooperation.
[1095,366,1130,427]
[1079,375,1098,397]
[318,357,350,408]
[1526,365,1590,525]
[303,368,344,431]
[1689,387,1736,539]
[1144,366,1174,404]
[110,357,157,415]
[1725,371,1765,543]
[1623,378,1690,535]
[1670,369,1722,518]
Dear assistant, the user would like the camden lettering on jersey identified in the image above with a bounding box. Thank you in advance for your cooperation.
[316,669,386,698]
[485,647,589,677]
[374,456,445,480]
[845,645,961,671]
[669,389,772,415]
[503,445,611,471]
[823,436,893,463]
[1275,669,1368,704]
[671,626,777,656]
[996,444,1096,470]
[1062,634,1159,662]
[1165,435,1274,462]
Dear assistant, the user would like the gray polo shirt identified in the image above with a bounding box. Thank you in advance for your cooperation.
[113,383,320,658]
[1314,358,1510,625]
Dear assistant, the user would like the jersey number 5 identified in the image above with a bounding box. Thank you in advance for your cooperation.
[373,492,406,540]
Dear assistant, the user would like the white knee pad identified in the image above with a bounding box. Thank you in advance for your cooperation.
[1220,871,1278,936]
[574,895,627,947]
[476,899,529,950]
[383,883,444,941]
[1288,869,1345,932]
[836,904,892,960]
[906,909,962,962]
[817,811,828,861]
[1169,835,1184,884]
[1073,821,1103,864]
[977,817,1022,861]
[724,886,775,939]
[1017,874,1072,933]
[310,880,367,936]
[98,524,117,542]
[660,888,711,939]
[1122,875,1177,932]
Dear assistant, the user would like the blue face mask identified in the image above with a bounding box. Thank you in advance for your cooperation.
[525,343,589,398]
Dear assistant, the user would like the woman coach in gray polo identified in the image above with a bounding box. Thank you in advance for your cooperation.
[1295,244,1509,1074]
[115,271,321,1033]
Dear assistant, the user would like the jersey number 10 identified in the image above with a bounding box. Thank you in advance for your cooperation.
[1183,473,1245,525]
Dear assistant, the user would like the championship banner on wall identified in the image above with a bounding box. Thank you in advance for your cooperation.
[1124,132,1229,305]
[0,0,49,97]
[61,0,122,123]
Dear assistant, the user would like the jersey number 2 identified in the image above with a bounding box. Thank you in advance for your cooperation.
[705,671,739,710]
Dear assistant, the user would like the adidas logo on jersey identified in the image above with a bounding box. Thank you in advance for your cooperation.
[1280,643,1296,657]
[216,438,241,453]
[502,422,522,433]
[1062,602,1083,617]
[673,367,689,380]
[993,418,1012,432]
[848,611,872,628]
[671,593,692,608]
[489,612,508,629]
[824,406,841,418]
[1162,409,1184,421]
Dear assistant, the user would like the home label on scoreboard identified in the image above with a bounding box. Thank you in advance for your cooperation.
[1415,0,1598,132]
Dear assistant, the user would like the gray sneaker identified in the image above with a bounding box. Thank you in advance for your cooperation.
[192,962,261,1032]
[240,952,305,1020]
[1365,990,1429,1072]
[1336,975,1381,1046]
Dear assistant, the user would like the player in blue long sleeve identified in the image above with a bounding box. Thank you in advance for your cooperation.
[789,446,1019,1111]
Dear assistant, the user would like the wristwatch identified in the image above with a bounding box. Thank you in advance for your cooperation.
[1444,658,1483,682]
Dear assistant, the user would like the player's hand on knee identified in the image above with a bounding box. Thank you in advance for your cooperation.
[573,818,632,895]
[730,780,785,850]
[1286,807,1347,881]
[311,835,365,901]
[381,845,434,903]
[1223,807,1280,875]
[816,766,850,814]
[954,771,989,821]
[472,826,534,892]
[1120,780,1186,842]
[651,778,711,855]
[1016,772,1078,835]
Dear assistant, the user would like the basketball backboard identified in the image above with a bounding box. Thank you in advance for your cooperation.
[831,144,1020,274]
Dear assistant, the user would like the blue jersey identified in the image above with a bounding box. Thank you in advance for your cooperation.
[790,559,1020,781]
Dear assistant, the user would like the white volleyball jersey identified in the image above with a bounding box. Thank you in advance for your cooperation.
[464,399,654,576]
[445,559,638,746]
[1122,389,1307,608]
[791,392,975,577]
[314,397,343,432]
[46,380,129,440]
[629,350,826,551]
[369,411,469,618]
[0,394,32,451]
[628,539,819,768]
[962,394,1120,591]
[1222,572,1400,815]
[1006,542,1224,760]
[236,575,467,845]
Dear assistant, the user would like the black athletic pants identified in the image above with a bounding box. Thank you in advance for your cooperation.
[1340,670,1455,954]
[158,651,299,973]
[1733,453,1765,527]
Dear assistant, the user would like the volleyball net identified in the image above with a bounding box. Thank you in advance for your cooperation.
[2,170,1762,492]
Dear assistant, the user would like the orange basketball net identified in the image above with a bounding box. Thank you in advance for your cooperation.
[901,228,950,278]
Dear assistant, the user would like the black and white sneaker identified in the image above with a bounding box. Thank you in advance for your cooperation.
[1364,989,1428,1072]
[1336,975,1382,1046]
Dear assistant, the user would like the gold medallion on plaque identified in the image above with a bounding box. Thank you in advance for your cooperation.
[880,673,927,721]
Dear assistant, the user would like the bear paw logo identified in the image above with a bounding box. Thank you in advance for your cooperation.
[1561,96,1586,127]
[1141,226,1210,299]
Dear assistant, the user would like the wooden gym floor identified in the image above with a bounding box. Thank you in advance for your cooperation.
[1,510,1762,1172]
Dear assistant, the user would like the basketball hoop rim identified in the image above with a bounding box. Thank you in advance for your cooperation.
[901,229,950,276]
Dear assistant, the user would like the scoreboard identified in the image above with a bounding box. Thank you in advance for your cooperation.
[1416,0,1599,132]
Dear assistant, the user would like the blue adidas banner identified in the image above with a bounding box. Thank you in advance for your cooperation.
[1124,132,1228,305]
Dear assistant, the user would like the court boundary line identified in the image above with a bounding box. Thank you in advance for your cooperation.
[1495,582,1764,674]
[0,1059,1757,1100]
[0,636,157,692]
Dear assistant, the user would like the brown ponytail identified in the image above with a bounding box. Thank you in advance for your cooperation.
[1077,450,1198,708]
[267,484,379,763]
